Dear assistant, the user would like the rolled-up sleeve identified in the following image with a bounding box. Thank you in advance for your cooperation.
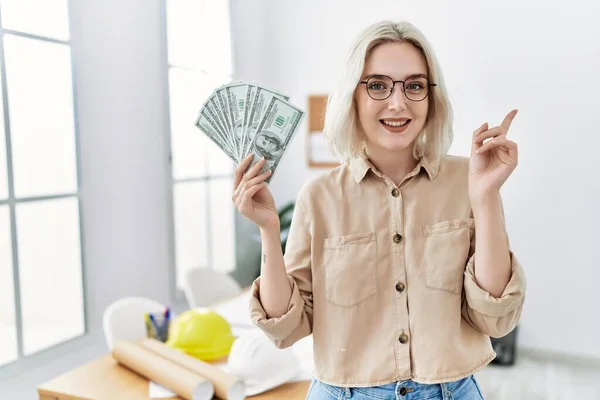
[462,251,526,338]
[249,189,313,349]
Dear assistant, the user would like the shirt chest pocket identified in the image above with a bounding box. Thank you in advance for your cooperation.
[422,218,474,295]
[322,232,378,307]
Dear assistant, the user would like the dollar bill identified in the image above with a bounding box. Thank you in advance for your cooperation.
[242,86,289,159]
[203,96,236,160]
[241,84,257,157]
[195,109,237,163]
[225,82,249,161]
[246,96,305,182]
[215,87,236,149]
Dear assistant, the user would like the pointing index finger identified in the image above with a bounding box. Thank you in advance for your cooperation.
[501,109,519,134]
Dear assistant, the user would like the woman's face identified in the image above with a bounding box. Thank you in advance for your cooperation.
[355,42,430,156]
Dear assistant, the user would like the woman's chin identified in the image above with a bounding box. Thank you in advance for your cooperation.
[376,137,416,153]
[364,128,420,154]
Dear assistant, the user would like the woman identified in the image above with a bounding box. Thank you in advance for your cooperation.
[232,20,526,400]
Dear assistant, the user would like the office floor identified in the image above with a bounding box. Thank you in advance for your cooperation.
[474,352,600,399]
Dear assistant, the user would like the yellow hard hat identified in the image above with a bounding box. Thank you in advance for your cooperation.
[166,308,235,361]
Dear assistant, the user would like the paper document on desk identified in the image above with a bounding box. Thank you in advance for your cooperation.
[149,381,177,398]
[212,291,253,328]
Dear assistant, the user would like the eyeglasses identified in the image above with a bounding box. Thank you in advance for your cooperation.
[359,74,436,102]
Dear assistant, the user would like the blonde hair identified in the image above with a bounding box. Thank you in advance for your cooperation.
[323,20,454,163]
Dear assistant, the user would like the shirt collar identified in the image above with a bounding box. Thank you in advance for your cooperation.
[349,149,439,183]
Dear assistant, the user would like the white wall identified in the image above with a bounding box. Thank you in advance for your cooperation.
[232,0,600,359]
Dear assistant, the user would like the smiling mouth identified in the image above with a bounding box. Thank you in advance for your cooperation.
[380,119,411,127]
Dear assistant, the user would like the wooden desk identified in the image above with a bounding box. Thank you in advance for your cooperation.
[38,353,310,400]
[38,288,311,399]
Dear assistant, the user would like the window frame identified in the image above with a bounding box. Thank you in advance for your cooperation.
[0,2,90,377]
[160,0,237,302]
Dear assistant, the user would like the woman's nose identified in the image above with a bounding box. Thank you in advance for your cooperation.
[387,85,408,112]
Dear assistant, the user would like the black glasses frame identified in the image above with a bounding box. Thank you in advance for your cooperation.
[359,74,437,102]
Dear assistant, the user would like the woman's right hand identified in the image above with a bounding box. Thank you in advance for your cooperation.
[232,154,279,230]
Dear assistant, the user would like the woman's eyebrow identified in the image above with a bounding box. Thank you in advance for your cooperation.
[407,73,428,79]
[361,72,429,80]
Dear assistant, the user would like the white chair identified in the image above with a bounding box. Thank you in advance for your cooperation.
[183,267,242,308]
[102,296,166,350]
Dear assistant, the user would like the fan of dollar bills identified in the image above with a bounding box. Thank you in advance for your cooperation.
[194,81,305,182]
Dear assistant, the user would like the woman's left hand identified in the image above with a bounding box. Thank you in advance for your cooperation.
[469,109,519,201]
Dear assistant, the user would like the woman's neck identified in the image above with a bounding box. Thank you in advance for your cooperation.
[365,145,419,186]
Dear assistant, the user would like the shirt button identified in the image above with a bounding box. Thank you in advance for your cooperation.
[398,333,409,344]
[393,233,402,243]
[391,188,400,197]
[395,282,405,293]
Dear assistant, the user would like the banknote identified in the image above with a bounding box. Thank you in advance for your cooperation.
[203,96,236,158]
[224,82,250,160]
[241,86,289,160]
[215,87,237,152]
[241,84,257,157]
[246,96,305,182]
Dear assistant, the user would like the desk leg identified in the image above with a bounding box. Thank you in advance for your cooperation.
[39,395,59,400]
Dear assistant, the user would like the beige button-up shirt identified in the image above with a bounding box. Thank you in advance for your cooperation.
[249,153,526,387]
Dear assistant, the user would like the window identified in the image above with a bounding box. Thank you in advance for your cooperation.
[165,0,237,292]
[0,0,85,368]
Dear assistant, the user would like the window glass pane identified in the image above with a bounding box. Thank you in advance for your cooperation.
[4,35,78,198]
[209,178,236,273]
[167,0,232,75]
[0,132,7,199]
[174,181,208,289]
[168,67,229,180]
[0,0,70,41]
[206,133,235,176]
[0,205,18,366]
[0,72,7,200]
[16,197,84,355]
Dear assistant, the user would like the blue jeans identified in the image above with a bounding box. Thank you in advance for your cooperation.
[305,375,485,400]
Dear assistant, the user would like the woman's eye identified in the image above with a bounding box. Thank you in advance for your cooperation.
[406,82,424,90]
[369,82,387,91]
